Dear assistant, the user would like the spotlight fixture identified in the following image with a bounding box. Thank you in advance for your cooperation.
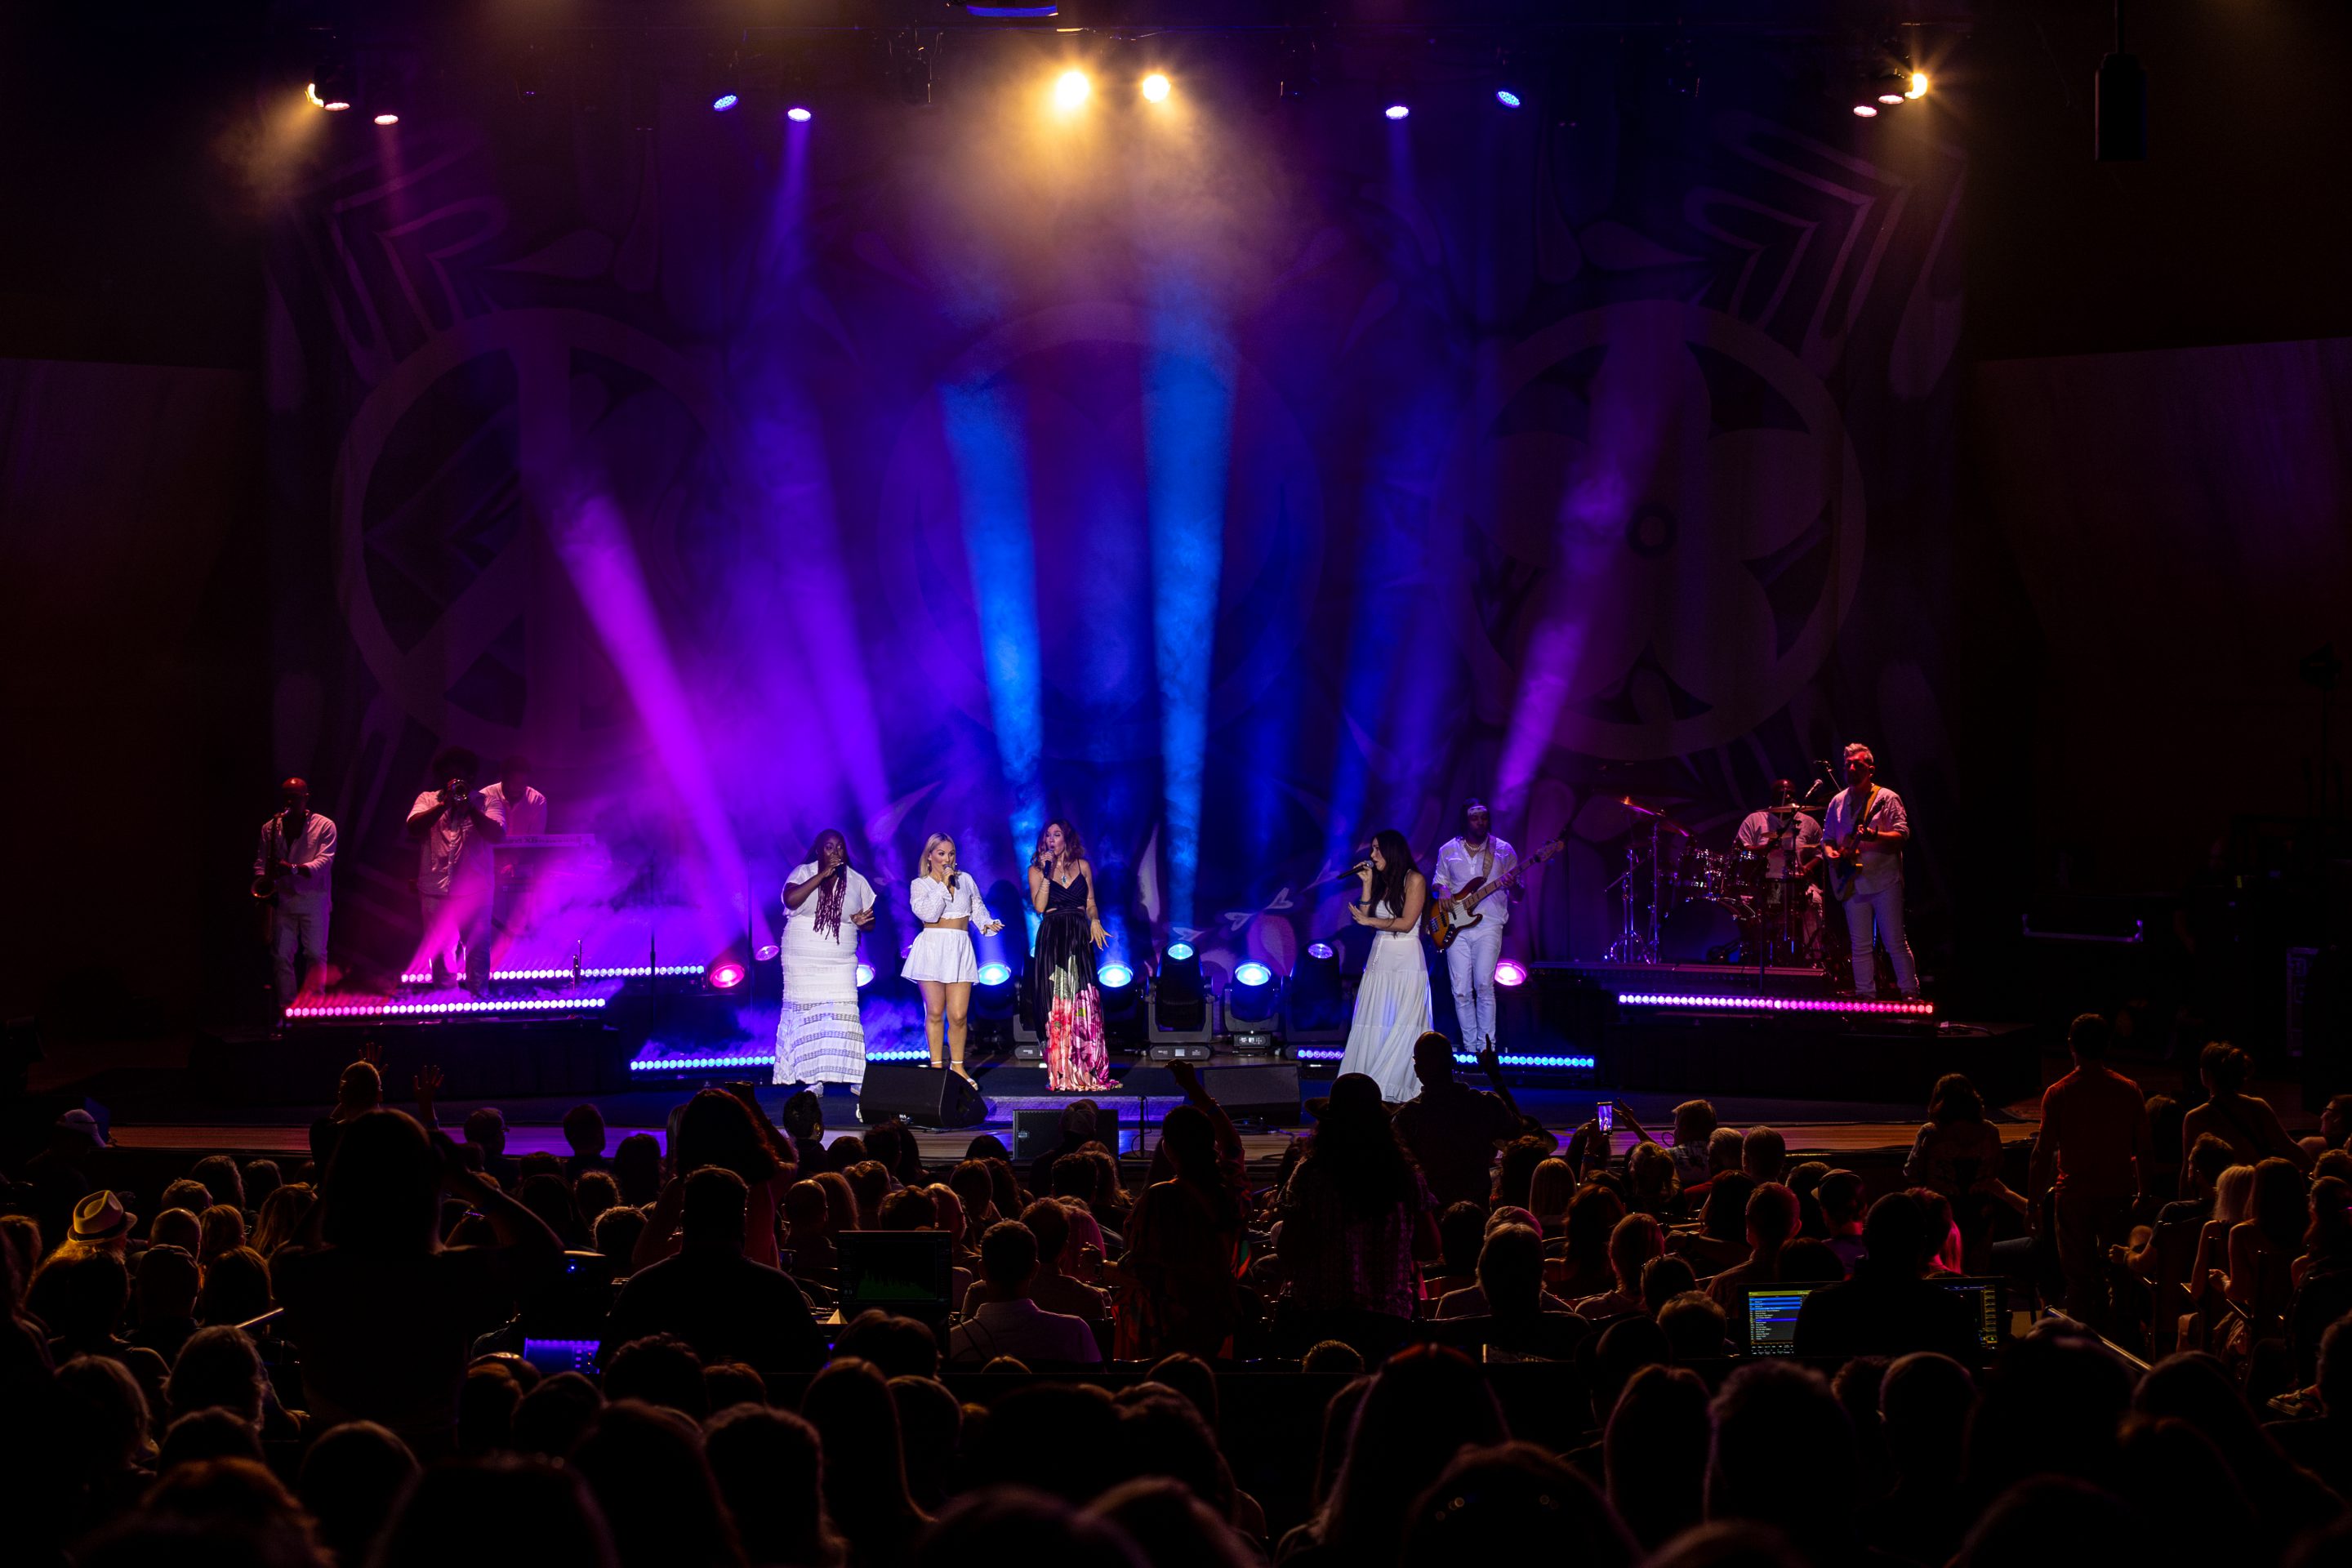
[1851,104,1878,118]
[1494,960,1529,988]
[706,45,741,114]
[1907,71,1930,99]
[373,113,400,126]
[1149,939,1214,1049]
[855,962,875,987]
[1877,93,1904,105]
[1383,103,1410,121]
[970,964,1018,1045]
[786,105,813,122]
[308,36,352,112]
[1054,69,1091,111]
[1285,942,1348,1043]
[1494,88,1522,109]
[706,958,746,991]
[1224,962,1283,1052]
[1141,72,1170,104]
[1098,961,1146,1046]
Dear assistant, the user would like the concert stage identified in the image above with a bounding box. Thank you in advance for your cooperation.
[206,948,2031,1125]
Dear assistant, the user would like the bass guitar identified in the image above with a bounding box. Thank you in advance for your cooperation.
[1425,832,1566,951]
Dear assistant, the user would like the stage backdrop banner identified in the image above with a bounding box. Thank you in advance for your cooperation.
[264,46,1965,994]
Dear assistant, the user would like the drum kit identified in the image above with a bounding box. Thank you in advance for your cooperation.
[1601,795,1824,969]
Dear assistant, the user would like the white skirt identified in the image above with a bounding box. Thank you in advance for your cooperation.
[902,926,979,985]
[1340,931,1433,1103]
[777,924,867,1088]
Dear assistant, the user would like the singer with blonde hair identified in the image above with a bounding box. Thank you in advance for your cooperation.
[902,833,1004,1081]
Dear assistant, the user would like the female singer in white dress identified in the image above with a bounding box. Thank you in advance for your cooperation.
[774,829,876,1094]
[1339,828,1434,1103]
[902,832,1004,1082]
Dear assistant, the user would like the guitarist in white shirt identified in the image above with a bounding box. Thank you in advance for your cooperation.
[1432,800,1519,1054]
[1820,744,1922,1000]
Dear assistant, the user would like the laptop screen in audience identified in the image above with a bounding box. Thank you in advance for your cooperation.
[837,1232,955,1321]
[1744,1283,1817,1355]
[1936,1276,2005,1352]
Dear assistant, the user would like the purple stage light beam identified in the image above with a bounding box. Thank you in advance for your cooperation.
[544,489,750,948]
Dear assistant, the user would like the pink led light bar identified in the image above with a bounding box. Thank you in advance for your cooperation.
[283,997,610,1019]
[397,964,702,984]
[1617,992,1932,1017]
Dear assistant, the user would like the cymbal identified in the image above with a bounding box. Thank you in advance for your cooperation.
[1601,795,1689,836]
[1762,804,1815,814]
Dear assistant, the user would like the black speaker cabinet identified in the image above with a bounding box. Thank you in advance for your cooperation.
[1196,1062,1301,1125]
[860,1065,985,1129]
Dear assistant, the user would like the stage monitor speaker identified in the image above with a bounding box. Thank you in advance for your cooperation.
[1196,1062,1300,1125]
[861,1065,985,1129]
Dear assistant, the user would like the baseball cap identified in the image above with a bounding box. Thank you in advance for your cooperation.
[56,1107,108,1144]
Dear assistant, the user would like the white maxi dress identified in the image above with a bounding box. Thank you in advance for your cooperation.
[1339,899,1434,1103]
[773,862,875,1090]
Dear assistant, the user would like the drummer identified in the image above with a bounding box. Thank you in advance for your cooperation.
[1735,780,1824,954]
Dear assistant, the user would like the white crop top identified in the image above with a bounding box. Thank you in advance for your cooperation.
[909,871,996,925]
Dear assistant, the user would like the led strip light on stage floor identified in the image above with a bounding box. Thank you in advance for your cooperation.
[283,996,610,1019]
[627,1048,931,1072]
[1291,1047,1597,1070]
[395,964,706,984]
[1616,992,1934,1016]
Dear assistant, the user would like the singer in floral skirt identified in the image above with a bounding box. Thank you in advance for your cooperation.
[1027,820,1116,1092]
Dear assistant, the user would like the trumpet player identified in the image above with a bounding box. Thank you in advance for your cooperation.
[254,777,336,1009]
[406,746,507,992]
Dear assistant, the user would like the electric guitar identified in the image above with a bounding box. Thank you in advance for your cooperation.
[1425,833,1566,951]
[1820,786,1882,902]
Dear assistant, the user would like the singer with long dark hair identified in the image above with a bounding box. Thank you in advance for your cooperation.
[1027,820,1116,1093]
[775,829,877,1094]
[1339,829,1433,1102]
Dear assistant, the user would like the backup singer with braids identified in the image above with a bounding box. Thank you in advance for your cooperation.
[774,830,878,1095]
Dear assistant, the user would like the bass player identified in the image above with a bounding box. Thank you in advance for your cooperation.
[1431,798,1519,1054]
[1820,744,1922,1000]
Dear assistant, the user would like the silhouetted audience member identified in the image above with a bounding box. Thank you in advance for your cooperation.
[601,1334,709,1419]
[706,1404,841,1568]
[802,1356,928,1567]
[270,1110,561,1459]
[297,1420,417,1565]
[598,1168,824,1381]
[1401,1441,1636,1568]
[1792,1192,1980,1363]
[1606,1364,1711,1550]
[371,1454,620,1568]
[572,1399,744,1568]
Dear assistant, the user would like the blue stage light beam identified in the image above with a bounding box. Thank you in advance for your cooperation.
[940,378,1048,859]
[1145,299,1235,932]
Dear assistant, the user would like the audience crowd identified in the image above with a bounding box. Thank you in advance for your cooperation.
[11,1015,2352,1566]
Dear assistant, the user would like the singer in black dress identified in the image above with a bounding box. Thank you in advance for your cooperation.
[1027,820,1115,1092]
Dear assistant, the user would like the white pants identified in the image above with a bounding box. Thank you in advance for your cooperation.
[271,898,330,1006]
[1841,880,1919,996]
[1445,920,1504,1052]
